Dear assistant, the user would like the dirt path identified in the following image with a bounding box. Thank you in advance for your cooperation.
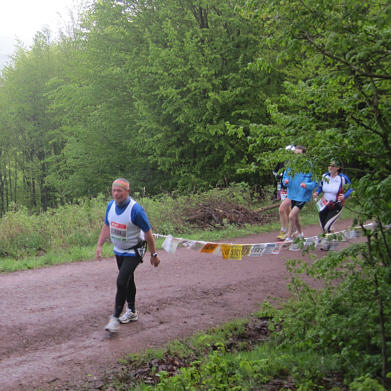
[0,220,357,391]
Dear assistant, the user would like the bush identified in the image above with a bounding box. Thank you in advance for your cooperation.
[0,185,268,259]
[262,238,391,386]
[0,196,106,258]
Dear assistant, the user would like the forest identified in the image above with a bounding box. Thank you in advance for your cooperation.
[0,0,389,214]
[0,0,390,388]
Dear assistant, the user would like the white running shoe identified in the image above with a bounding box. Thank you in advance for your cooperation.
[319,237,330,251]
[104,316,120,333]
[119,308,138,324]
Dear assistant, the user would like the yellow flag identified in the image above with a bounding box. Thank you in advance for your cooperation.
[241,245,252,256]
[221,244,231,259]
[229,245,243,260]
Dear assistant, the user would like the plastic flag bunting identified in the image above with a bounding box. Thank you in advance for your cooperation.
[249,244,266,256]
[162,235,179,254]
[201,243,219,254]
[220,244,231,259]
[228,245,243,260]
[262,243,276,255]
[241,245,253,256]
[154,223,375,260]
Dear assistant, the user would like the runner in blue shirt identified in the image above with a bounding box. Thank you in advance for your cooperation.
[282,146,317,241]
[96,178,160,333]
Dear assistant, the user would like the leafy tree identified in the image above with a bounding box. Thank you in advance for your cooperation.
[0,31,62,211]
[0,83,18,214]
[243,0,391,178]
[47,0,162,198]
[241,0,391,385]
[47,0,283,197]
[125,0,282,191]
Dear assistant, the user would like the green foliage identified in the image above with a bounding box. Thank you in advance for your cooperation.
[120,316,345,391]
[0,32,63,212]
[0,195,106,261]
[125,0,277,192]
[349,376,387,391]
[0,206,46,257]
[0,0,282,207]
[241,0,391,184]
[238,2,391,385]
[0,0,390,388]
[0,185,268,271]
[261,236,391,385]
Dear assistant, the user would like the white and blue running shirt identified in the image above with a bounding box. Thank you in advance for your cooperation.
[104,198,151,256]
[322,175,344,202]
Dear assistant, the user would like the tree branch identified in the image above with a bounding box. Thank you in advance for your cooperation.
[302,32,391,80]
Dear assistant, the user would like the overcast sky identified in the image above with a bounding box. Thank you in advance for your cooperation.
[0,0,84,69]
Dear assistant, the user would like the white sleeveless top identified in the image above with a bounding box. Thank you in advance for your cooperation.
[107,199,145,255]
[322,174,343,202]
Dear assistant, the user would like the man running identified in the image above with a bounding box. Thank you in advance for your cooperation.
[282,146,317,241]
[96,178,160,333]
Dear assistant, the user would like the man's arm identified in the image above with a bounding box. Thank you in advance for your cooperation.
[144,229,160,267]
[96,224,110,260]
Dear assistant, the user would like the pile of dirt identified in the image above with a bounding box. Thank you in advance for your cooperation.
[183,201,277,229]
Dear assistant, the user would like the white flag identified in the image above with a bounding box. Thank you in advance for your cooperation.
[162,235,179,254]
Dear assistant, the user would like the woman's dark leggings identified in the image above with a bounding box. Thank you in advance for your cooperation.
[114,255,141,318]
[319,203,343,233]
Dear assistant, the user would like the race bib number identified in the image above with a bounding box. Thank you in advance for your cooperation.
[110,221,127,241]
[316,197,328,212]
[280,190,288,200]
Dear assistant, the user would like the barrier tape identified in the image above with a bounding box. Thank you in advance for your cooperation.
[153,223,376,260]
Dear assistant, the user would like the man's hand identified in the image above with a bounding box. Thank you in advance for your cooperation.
[150,254,160,267]
[96,224,110,261]
[96,246,103,261]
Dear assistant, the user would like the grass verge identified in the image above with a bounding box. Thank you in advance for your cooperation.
[0,195,356,273]
[73,310,367,391]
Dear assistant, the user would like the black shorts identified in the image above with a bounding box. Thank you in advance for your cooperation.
[291,200,306,210]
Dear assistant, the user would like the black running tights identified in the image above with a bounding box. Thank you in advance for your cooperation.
[319,203,343,233]
[114,255,140,318]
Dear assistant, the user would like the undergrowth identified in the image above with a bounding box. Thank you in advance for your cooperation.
[0,184,279,272]
[0,183,350,272]
[3,186,385,390]
[84,266,389,391]
[79,304,388,391]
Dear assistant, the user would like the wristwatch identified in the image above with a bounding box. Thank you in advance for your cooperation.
[151,252,158,257]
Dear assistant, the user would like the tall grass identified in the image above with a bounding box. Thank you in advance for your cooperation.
[0,184,273,272]
[0,196,106,258]
[0,184,355,273]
